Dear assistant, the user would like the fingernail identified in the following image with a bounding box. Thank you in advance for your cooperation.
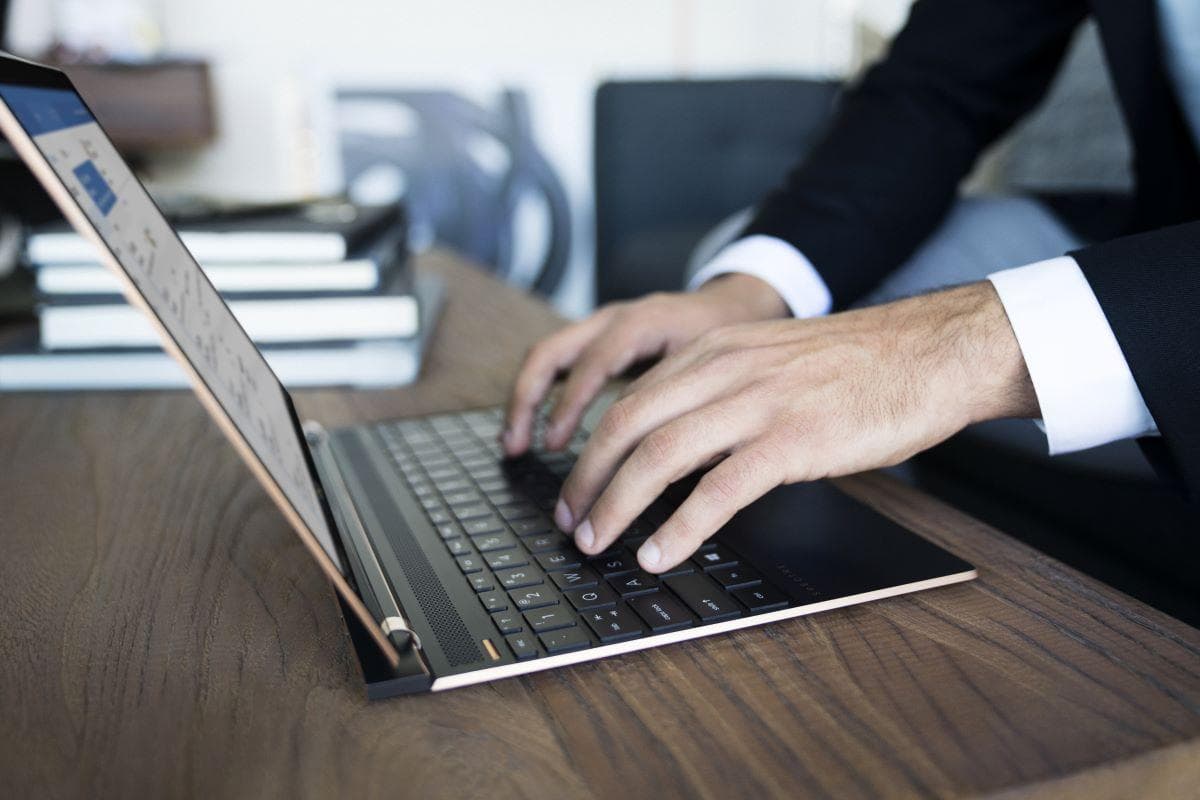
[554,498,574,531]
[575,519,594,551]
[638,540,661,570]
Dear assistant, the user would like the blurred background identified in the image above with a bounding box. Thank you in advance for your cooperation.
[1,0,928,318]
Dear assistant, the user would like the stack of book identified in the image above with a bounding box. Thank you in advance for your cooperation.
[0,202,443,391]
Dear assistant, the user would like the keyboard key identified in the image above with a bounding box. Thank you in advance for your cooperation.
[479,591,509,613]
[436,478,472,493]
[582,605,645,643]
[460,455,494,470]
[691,544,738,571]
[709,565,762,590]
[511,517,553,538]
[665,574,742,622]
[732,583,790,612]
[418,495,444,513]
[526,533,570,554]
[659,561,696,577]
[607,570,659,597]
[463,515,505,536]
[550,566,599,590]
[485,550,528,570]
[630,593,694,632]
[493,612,523,635]
[498,501,540,522]
[435,522,463,540]
[428,509,453,525]
[483,489,518,506]
[525,607,577,633]
[496,567,544,590]
[506,633,540,660]
[443,489,484,507]
[477,478,511,494]
[564,584,619,611]
[469,573,495,593]
[454,504,493,522]
[455,554,484,573]
[510,587,559,611]
[536,550,582,571]
[468,465,502,481]
[472,532,517,552]
[592,550,637,577]
[446,538,472,556]
[539,626,591,655]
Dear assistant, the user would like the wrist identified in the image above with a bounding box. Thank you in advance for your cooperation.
[697,273,790,323]
[928,282,1040,425]
[883,282,1038,431]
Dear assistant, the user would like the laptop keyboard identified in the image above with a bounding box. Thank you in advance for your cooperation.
[375,408,793,662]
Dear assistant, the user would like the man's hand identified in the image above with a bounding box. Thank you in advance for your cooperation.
[553,282,1039,574]
[502,274,788,456]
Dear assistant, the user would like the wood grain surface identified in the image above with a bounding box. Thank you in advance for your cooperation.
[0,252,1197,800]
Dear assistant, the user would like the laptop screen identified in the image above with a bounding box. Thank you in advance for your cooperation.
[0,78,343,570]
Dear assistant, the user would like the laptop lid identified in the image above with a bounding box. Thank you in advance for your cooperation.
[0,53,401,669]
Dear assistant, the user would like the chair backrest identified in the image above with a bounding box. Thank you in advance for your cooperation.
[337,88,571,296]
[594,78,840,304]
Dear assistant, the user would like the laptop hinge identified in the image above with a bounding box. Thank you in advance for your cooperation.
[304,422,425,656]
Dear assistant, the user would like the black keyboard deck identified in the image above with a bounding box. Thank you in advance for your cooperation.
[375,408,793,662]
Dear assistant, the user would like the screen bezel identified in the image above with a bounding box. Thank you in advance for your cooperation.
[0,52,401,669]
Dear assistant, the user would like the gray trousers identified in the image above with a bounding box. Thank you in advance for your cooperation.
[857,195,1083,305]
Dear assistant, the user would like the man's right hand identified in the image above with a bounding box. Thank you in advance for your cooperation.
[502,273,790,457]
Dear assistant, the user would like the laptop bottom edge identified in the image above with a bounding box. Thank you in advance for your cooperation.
[429,569,977,692]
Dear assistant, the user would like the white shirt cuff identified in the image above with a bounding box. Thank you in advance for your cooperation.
[988,256,1159,455]
[688,235,833,319]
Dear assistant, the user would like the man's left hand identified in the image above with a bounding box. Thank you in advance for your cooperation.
[553,281,1040,574]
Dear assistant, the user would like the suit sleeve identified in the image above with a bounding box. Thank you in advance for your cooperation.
[741,0,1088,307]
[1071,221,1200,501]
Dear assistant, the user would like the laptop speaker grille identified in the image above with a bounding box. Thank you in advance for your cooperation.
[345,431,482,668]
[385,523,482,667]
[340,431,480,671]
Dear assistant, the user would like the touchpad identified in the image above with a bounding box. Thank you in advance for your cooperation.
[714,481,973,605]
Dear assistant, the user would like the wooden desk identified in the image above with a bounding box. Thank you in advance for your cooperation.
[1,252,1197,799]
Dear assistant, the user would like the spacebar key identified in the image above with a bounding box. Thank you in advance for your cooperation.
[665,574,742,622]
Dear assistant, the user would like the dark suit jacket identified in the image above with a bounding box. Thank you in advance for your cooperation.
[741,0,1200,501]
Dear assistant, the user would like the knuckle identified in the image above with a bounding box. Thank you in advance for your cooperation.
[526,336,559,366]
[639,427,680,470]
[596,397,635,438]
[697,468,741,507]
[694,327,725,351]
[668,508,706,547]
[709,344,752,371]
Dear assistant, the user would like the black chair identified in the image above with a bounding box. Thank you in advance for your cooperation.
[337,89,571,297]
[593,78,840,304]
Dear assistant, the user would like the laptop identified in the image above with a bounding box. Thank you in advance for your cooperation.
[0,54,976,697]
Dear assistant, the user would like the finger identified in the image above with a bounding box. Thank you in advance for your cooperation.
[572,399,762,555]
[542,324,669,451]
[503,313,610,455]
[559,362,748,528]
[636,443,785,573]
